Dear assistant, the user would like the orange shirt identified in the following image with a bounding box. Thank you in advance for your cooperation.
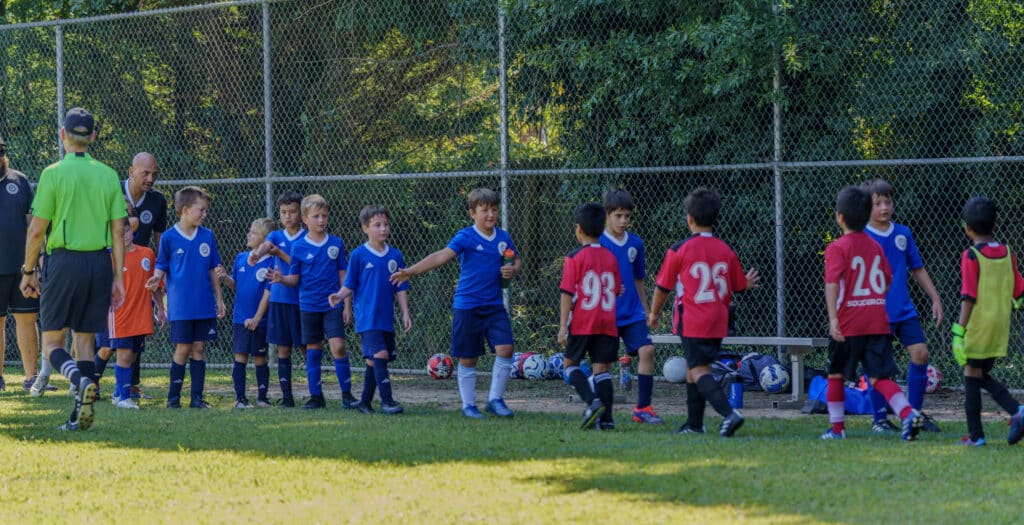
[108,246,156,338]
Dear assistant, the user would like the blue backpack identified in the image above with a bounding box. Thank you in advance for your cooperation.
[806,376,873,414]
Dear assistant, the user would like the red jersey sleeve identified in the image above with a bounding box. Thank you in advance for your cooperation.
[823,242,846,285]
[728,250,747,294]
[1013,253,1024,299]
[960,248,978,301]
[560,255,578,296]
[654,247,682,292]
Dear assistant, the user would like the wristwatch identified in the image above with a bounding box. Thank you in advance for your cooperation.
[20,265,36,275]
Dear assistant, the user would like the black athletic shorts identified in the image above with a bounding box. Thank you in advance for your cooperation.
[0,273,39,314]
[565,333,619,365]
[680,336,722,368]
[39,249,112,333]
[827,334,897,380]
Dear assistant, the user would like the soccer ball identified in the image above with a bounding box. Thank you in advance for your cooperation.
[926,364,942,393]
[759,364,790,393]
[663,356,688,383]
[426,353,454,380]
[522,353,550,380]
[515,351,538,376]
[547,353,565,380]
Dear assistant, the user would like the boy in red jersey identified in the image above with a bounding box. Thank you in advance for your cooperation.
[559,203,622,430]
[648,187,759,437]
[822,185,922,441]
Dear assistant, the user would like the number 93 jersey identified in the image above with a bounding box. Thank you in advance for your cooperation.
[654,233,749,339]
[824,231,892,337]
[560,244,622,337]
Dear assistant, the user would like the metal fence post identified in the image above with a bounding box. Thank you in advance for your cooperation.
[262,0,273,218]
[498,5,510,310]
[772,1,785,342]
[55,24,64,157]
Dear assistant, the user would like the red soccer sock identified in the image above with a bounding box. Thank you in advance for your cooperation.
[827,377,845,434]
[872,378,912,419]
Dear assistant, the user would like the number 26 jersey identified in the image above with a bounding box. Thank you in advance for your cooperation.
[560,244,622,337]
[824,231,892,337]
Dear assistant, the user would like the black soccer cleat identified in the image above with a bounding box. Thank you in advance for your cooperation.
[719,411,744,437]
[341,392,359,409]
[356,402,375,415]
[302,394,326,410]
[580,398,605,430]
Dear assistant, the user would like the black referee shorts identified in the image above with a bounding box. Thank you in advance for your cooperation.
[40,249,112,333]
[0,274,39,314]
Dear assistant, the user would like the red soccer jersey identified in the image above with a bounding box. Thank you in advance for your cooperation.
[654,233,748,339]
[108,246,156,338]
[560,244,621,337]
[960,242,1024,301]
[823,231,891,337]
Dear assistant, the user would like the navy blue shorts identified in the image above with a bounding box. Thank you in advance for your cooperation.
[233,323,269,356]
[267,301,303,348]
[450,305,514,358]
[828,334,897,380]
[618,320,653,356]
[890,317,926,347]
[169,318,218,345]
[0,274,39,314]
[680,336,721,368]
[39,249,111,332]
[96,330,146,353]
[300,309,345,346]
[360,330,396,361]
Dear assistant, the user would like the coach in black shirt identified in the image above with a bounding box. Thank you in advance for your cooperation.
[122,152,167,249]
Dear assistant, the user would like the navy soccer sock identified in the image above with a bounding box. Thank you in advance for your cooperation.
[868,385,889,423]
[306,349,323,396]
[686,382,706,428]
[980,374,1020,414]
[636,373,654,409]
[566,367,595,404]
[333,356,352,394]
[255,363,270,402]
[232,361,247,402]
[77,360,96,386]
[906,362,927,411]
[373,357,393,404]
[593,372,614,421]
[94,354,110,380]
[696,374,733,417]
[168,361,187,403]
[189,359,206,401]
[964,376,984,441]
[49,349,82,389]
[278,356,293,400]
[360,365,377,405]
[131,356,141,387]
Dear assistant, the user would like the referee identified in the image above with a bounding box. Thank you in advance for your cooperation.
[20,108,127,431]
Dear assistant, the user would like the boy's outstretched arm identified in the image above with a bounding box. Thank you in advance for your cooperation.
[266,266,299,287]
[647,287,669,330]
[245,289,271,330]
[396,290,412,333]
[328,286,353,309]
[390,247,456,285]
[145,269,166,292]
[558,292,572,348]
[910,267,944,327]
[152,288,167,328]
[825,282,842,342]
[211,266,226,319]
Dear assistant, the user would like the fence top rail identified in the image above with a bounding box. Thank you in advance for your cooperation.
[0,0,279,31]
[651,334,830,348]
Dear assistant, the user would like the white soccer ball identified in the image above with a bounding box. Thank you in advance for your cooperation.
[522,353,550,380]
[547,353,565,380]
[662,356,688,383]
[925,364,941,394]
[759,364,790,393]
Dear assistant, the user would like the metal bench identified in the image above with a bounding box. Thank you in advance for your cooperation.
[651,335,830,404]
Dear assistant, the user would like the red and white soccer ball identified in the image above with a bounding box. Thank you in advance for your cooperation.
[427,353,454,380]
[925,364,941,393]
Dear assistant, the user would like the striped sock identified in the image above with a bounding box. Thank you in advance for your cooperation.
[827,377,845,434]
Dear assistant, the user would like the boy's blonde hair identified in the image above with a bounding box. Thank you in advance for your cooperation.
[467,188,499,210]
[301,194,329,217]
[174,186,211,215]
[250,218,276,239]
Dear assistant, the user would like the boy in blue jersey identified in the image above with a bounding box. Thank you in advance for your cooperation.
[329,205,412,415]
[863,179,944,433]
[391,188,522,419]
[600,188,663,425]
[220,218,276,408]
[146,186,226,409]
[250,191,305,406]
[267,194,356,410]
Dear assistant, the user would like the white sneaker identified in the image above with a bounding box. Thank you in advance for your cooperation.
[30,374,51,397]
[111,394,121,406]
[116,399,140,410]
[234,400,254,410]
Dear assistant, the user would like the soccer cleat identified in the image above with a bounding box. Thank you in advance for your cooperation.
[111,394,121,406]
[166,399,182,409]
[0,375,5,391]
[58,420,79,431]
[22,375,36,391]
[462,405,485,419]
[234,400,253,410]
[675,423,706,434]
[920,412,942,433]
[957,435,986,447]
[901,409,923,441]
[820,428,846,440]
[598,419,616,431]
[116,398,140,410]
[301,395,326,410]
[381,401,404,415]
[580,398,605,430]
[341,392,359,409]
[280,397,295,408]
[485,398,514,418]
[719,411,744,437]
[356,402,375,415]
[76,381,96,431]
[1008,406,1024,445]
[256,400,272,408]
[29,374,53,397]
[871,419,899,433]
[632,405,665,425]
[189,399,212,409]
[130,386,154,400]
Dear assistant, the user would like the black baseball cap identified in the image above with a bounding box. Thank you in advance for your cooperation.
[64,107,95,136]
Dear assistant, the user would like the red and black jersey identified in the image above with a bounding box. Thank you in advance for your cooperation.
[654,233,747,339]
[560,244,621,337]
[960,242,1024,302]
[824,231,891,337]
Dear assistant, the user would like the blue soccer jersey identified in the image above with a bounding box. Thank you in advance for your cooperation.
[289,234,346,313]
[866,222,924,323]
[266,228,305,305]
[156,224,222,321]
[343,243,409,333]
[446,225,518,309]
[600,230,647,326]
[231,251,273,326]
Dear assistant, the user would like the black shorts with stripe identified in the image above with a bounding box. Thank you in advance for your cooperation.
[39,249,112,333]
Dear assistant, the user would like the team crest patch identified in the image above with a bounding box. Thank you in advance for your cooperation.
[256,267,269,282]
[895,235,907,251]
[5,182,18,195]
[497,241,508,254]
[628,246,638,263]
[388,259,398,273]
[140,210,153,224]
[199,243,211,257]
[141,258,151,272]
[327,246,340,260]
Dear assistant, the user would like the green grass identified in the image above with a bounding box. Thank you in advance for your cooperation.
[0,370,1018,524]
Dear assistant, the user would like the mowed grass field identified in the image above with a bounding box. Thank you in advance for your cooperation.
[0,369,1018,524]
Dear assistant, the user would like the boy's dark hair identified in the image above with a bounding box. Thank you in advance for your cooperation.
[359,204,390,226]
[684,187,721,227]
[468,188,499,210]
[575,202,605,238]
[276,190,303,208]
[835,185,871,231]
[864,178,894,199]
[963,196,997,236]
[174,186,211,215]
[602,187,635,213]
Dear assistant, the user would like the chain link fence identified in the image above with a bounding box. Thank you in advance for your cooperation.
[3,0,1024,389]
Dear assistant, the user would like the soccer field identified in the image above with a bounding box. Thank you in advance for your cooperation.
[0,371,1016,524]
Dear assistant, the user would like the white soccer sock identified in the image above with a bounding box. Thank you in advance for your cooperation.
[488,356,513,402]
[457,364,476,408]
[39,351,53,377]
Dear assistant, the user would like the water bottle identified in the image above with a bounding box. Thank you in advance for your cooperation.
[728,374,744,409]
[500,248,515,289]
[618,355,633,392]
